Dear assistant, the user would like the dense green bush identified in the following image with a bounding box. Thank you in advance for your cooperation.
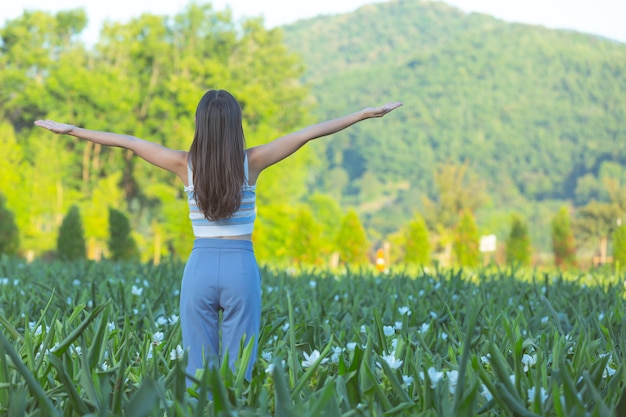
[108,208,139,261]
[506,214,532,266]
[0,193,19,256]
[56,205,86,261]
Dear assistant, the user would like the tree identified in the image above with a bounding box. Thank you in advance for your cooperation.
[506,214,532,266]
[423,162,487,230]
[57,205,86,261]
[335,209,369,265]
[551,207,576,268]
[613,224,626,269]
[288,207,324,266]
[404,212,430,265]
[574,200,621,264]
[0,193,19,256]
[453,211,480,268]
[108,208,139,261]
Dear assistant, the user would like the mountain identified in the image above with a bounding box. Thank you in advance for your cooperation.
[281,0,626,248]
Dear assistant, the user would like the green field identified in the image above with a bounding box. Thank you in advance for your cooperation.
[0,258,624,416]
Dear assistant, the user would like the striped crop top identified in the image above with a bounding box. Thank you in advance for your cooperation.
[183,154,257,237]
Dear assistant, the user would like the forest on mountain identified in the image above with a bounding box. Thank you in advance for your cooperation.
[1,0,625,267]
[283,0,626,252]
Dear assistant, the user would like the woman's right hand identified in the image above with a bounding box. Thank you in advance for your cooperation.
[34,120,76,134]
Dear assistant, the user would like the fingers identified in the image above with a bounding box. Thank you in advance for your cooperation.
[383,102,403,112]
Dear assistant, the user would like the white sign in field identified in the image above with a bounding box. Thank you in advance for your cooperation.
[479,234,497,253]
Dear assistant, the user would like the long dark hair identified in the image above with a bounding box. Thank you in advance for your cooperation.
[189,90,246,220]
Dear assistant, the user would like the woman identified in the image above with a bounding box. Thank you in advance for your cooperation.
[35,89,402,384]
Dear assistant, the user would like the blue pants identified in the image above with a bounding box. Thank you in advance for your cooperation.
[180,238,261,385]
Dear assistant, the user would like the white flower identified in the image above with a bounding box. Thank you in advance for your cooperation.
[510,374,516,385]
[302,350,327,368]
[527,386,548,404]
[394,321,402,331]
[309,280,317,288]
[420,367,444,389]
[102,361,109,371]
[170,345,184,360]
[331,347,343,364]
[390,338,398,351]
[541,316,549,325]
[419,323,430,334]
[168,314,179,325]
[429,311,438,319]
[265,363,275,375]
[398,306,411,316]
[261,351,272,361]
[480,354,491,365]
[131,285,143,296]
[346,342,357,351]
[447,370,459,394]
[380,353,403,370]
[522,354,537,372]
[418,290,425,297]
[402,375,414,387]
[147,345,153,360]
[480,384,493,401]
[360,325,367,333]
[440,332,448,340]
[603,365,617,378]
[156,316,168,326]
[72,279,81,286]
[383,326,395,337]
[598,313,605,321]
[153,331,164,345]
[0,278,8,285]
[282,323,290,332]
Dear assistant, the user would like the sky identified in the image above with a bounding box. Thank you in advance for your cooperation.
[0,0,624,45]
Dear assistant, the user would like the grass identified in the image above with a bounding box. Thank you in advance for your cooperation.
[0,257,624,416]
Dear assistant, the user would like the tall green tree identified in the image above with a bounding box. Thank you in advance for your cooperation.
[404,212,430,265]
[108,208,139,261]
[551,207,577,269]
[506,214,532,266]
[574,200,621,264]
[57,205,86,261]
[613,224,626,269]
[335,209,369,265]
[0,193,19,256]
[288,206,324,266]
[453,211,480,268]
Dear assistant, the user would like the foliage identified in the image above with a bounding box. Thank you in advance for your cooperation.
[288,206,325,266]
[0,5,310,261]
[0,258,624,415]
[506,214,532,266]
[56,205,86,261]
[107,208,139,261]
[404,212,430,265]
[2,0,626,262]
[283,0,626,250]
[612,225,626,268]
[551,207,577,268]
[0,193,19,256]
[335,209,369,265]
[453,211,480,267]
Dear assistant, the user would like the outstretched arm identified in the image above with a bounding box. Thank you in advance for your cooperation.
[247,102,402,179]
[34,120,188,179]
